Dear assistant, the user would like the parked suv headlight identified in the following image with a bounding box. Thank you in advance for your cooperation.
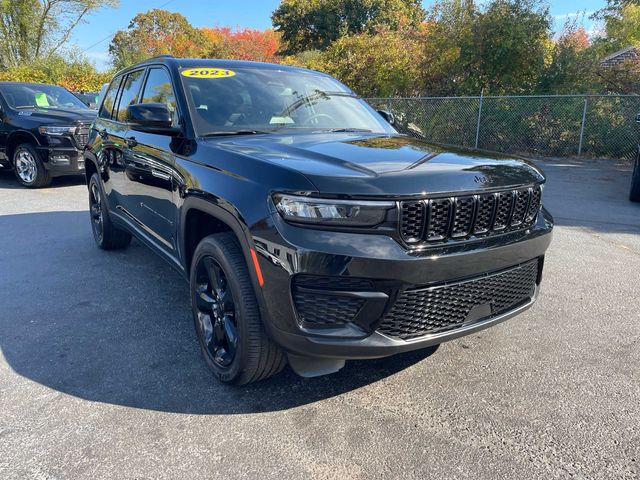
[273,194,394,227]
[38,125,77,136]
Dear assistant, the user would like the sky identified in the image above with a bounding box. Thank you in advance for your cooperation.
[69,0,609,71]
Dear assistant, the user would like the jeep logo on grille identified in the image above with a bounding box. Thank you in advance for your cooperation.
[474,175,490,184]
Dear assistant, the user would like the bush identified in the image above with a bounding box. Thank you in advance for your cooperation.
[0,55,111,92]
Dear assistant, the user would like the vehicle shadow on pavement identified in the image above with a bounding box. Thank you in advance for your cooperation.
[0,210,437,414]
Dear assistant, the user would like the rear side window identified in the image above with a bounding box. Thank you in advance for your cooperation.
[98,76,122,120]
[141,68,177,114]
[115,70,145,122]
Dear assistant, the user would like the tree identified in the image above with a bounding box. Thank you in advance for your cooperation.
[418,0,477,95]
[0,0,118,69]
[458,0,552,94]
[602,3,640,49]
[538,25,599,93]
[201,27,282,62]
[313,27,425,97]
[272,0,425,54]
[109,9,211,70]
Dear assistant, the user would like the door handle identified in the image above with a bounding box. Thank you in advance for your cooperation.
[125,136,138,148]
[151,169,171,181]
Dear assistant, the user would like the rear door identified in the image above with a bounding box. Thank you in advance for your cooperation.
[92,74,127,208]
[106,69,146,215]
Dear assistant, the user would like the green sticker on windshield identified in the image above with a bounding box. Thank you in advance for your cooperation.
[35,92,49,107]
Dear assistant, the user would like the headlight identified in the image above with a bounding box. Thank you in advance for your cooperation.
[273,194,394,227]
[38,125,77,136]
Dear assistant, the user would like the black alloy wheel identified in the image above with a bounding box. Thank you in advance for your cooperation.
[194,256,238,367]
[88,173,132,250]
[89,180,105,244]
[190,233,286,385]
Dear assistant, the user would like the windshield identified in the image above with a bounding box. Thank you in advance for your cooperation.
[180,67,396,136]
[1,84,88,110]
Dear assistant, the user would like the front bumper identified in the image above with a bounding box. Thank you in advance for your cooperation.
[38,147,85,176]
[251,207,554,360]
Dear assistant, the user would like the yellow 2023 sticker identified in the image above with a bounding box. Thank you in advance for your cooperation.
[181,68,236,79]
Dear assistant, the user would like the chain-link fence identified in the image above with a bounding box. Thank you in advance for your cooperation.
[367,95,640,161]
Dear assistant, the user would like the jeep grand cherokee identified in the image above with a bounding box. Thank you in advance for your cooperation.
[84,56,553,384]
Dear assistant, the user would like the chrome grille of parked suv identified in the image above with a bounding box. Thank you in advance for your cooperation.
[399,185,542,246]
[73,124,90,149]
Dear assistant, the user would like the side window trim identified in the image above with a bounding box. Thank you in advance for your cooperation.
[113,68,147,124]
[98,75,123,121]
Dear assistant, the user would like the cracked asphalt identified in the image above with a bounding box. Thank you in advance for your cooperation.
[0,157,639,479]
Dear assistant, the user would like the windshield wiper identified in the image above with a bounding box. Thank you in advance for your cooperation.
[202,130,271,137]
[317,128,372,133]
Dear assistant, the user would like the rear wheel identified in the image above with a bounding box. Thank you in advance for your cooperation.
[13,144,51,188]
[88,173,132,250]
[190,233,286,385]
[630,152,640,202]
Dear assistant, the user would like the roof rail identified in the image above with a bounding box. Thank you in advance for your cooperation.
[146,54,175,61]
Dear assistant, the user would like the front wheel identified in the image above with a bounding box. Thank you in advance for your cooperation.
[630,153,640,202]
[190,233,286,385]
[13,144,51,188]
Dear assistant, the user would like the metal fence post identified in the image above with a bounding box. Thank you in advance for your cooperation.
[475,90,484,150]
[578,97,588,157]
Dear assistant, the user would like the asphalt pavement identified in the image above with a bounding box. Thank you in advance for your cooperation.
[0,158,639,479]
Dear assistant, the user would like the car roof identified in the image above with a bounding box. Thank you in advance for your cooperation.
[0,82,64,88]
[115,56,322,78]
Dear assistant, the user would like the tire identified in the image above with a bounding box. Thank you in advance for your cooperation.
[88,173,132,250]
[630,153,640,203]
[13,144,51,188]
[190,233,286,385]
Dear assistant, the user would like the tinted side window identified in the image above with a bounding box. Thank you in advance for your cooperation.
[115,70,145,122]
[98,76,122,120]
[141,68,177,115]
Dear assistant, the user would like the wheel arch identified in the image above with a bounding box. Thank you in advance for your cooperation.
[7,130,41,161]
[180,195,260,287]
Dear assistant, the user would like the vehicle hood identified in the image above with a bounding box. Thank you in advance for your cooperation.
[15,107,96,125]
[206,133,545,197]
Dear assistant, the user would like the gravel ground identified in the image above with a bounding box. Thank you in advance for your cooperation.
[0,158,639,480]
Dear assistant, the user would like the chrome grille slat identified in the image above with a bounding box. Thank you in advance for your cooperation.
[399,185,542,246]
[73,124,90,149]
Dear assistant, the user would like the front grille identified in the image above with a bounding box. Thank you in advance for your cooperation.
[292,275,371,326]
[399,185,542,246]
[73,124,90,149]
[377,260,539,340]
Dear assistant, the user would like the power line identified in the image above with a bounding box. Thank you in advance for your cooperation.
[79,0,178,54]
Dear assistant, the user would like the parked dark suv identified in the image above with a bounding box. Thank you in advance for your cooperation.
[85,57,553,384]
[0,82,95,187]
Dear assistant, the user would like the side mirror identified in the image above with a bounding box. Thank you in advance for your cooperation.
[377,109,395,125]
[636,113,640,124]
[127,103,180,135]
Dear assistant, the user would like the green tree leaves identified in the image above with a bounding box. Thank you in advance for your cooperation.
[0,0,118,69]
[272,0,425,54]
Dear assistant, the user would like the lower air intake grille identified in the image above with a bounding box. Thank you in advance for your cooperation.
[377,260,539,340]
[293,291,364,326]
[292,276,372,326]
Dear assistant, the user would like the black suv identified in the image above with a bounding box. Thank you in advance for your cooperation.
[0,82,95,187]
[85,57,553,384]
[630,113,640,203]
